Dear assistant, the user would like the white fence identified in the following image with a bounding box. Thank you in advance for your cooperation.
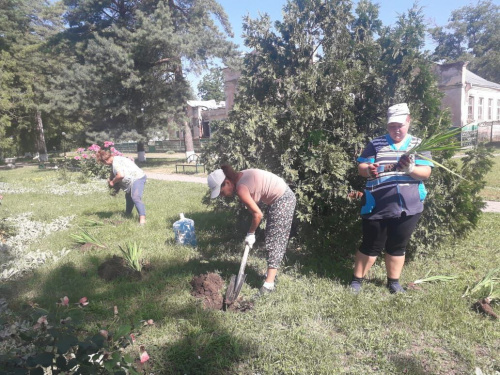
[461,121,500,148]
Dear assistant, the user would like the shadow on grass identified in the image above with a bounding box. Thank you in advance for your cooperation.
[0,206,359,373]
[1,253,257,374]
[390,354,428,375]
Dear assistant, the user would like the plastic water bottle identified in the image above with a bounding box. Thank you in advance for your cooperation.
[173,213,197,246]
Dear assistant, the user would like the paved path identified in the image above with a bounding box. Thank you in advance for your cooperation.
[484,201,500,213]
[146,172,500,213]
[146,172,207,184]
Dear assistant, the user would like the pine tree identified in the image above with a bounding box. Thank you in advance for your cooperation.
[49,0,238,157]
[198,67,225,101]
[0,0,68,160]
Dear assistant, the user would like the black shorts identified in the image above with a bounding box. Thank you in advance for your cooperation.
[359,213,422,257]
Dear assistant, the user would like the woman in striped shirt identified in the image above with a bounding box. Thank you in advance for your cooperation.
[351,103,433,294]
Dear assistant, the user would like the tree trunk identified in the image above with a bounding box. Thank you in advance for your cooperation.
[183,117,195,161]
[173,63,194,160]
[35,110,48,162]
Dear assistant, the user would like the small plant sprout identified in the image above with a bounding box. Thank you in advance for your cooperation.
[413,270,458,284]
[462,268,500,301]
[404,122,469,179]
[70,227,106,248]
[118,242,143,272]
[83,218,105,227]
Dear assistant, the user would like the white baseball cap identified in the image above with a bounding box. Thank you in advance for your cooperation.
[387,103,410,124]
[207,169,226,198]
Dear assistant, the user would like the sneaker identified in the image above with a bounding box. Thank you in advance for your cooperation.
[262,273,279,285]
[253,286,274,300]
[350,280,362,294]
[387,282,406,294]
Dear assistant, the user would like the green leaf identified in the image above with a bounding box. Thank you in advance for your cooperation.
[31,352,54,367]
[114,324,132,338]
[56,334,79,354]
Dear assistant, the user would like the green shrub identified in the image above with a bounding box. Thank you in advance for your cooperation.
[203,1,493,257]
[0,297,143,374]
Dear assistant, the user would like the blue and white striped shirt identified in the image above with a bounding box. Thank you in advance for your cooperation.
[357,134,434,219]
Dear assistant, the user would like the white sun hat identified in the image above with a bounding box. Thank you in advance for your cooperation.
[207,169,226,198]
[387,103,410,124]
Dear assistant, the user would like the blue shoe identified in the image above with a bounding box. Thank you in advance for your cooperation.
[387,282,406,294]
[350,280,362,294]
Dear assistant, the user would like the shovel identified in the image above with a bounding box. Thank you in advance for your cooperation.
[225,244,251,305]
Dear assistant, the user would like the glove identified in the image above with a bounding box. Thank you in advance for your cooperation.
[245,233,256,248]
[397,154,415,174]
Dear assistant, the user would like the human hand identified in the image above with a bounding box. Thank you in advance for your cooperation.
[245,233,256,248]
[367,163,379,178]
[397,154,415,174]
[108,179,114,187]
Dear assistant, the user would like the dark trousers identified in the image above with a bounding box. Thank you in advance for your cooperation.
[359,213,421,256]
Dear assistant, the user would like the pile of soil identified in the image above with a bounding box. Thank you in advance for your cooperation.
[190,273,224,310]
[190,273,254,312]
[98,255,142,281]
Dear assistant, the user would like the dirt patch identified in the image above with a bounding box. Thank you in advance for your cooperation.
[226,299,254,312]
[190,273,254,312]
[190,273,224,310]
[472,298,498,319]
[97,255,142,281]
[79,243,97,252]
[104,219,124,226]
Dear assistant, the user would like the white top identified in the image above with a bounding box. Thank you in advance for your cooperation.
[112,156,145,191]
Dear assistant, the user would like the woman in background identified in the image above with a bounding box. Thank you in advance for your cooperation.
[96,150,147,225]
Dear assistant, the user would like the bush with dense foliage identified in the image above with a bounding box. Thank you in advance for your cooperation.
[203,0,493,256]
[69,142,122,179]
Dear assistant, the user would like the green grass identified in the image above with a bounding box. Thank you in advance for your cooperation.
[0,166,499,374]
[454,153,500,201]
[481,154,500,201]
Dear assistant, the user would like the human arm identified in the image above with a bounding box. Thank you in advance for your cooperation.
[357,142,378,178]
[109,171,125,187]
[407,165,431,180]
[358,162,380,178]
[398,154,432,181]
[236,184,263,235]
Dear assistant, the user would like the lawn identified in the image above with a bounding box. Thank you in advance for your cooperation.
[125,152,207,176]
[0,166,498,374]
[480,154,500,201]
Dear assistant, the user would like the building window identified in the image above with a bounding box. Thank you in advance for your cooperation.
[478,98,484,120]
[468,96,474,120]
[488,98,493,120]
[497,99,500,121]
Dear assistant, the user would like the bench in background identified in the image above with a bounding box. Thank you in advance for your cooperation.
[175,154,205,174]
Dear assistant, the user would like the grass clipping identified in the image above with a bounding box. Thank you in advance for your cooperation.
[463,268,499,320]
[405,123,467,179]
[70,227,106,248]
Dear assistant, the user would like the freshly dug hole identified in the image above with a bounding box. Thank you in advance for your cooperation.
[190,273,253,312]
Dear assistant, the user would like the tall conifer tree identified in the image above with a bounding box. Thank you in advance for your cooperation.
[50,0,238,155]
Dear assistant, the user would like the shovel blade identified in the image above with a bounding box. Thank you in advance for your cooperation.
[225,274,247,305]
